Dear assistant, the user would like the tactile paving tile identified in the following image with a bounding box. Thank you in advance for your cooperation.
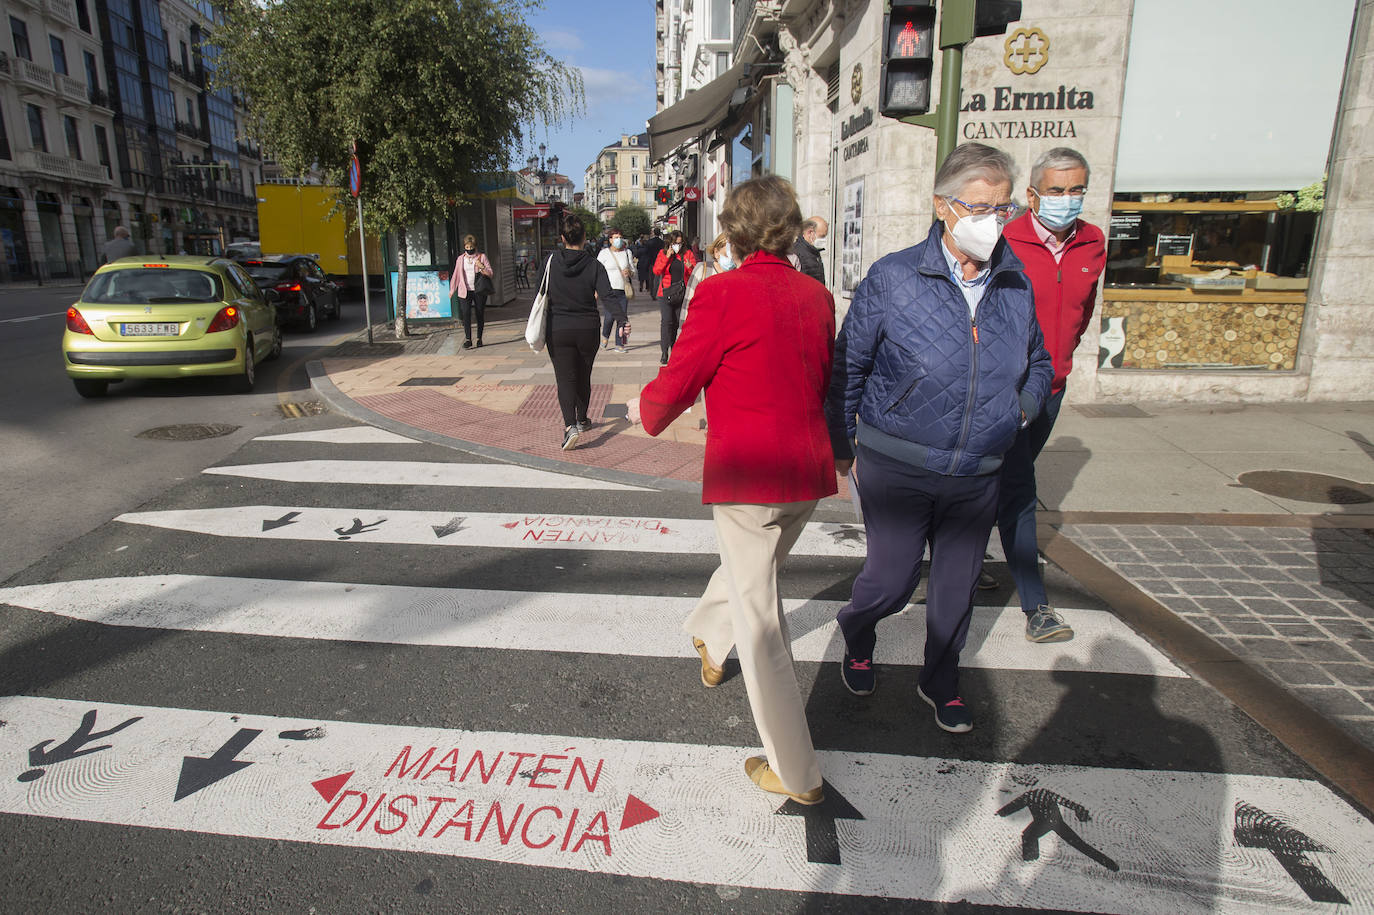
[515,384,613,421]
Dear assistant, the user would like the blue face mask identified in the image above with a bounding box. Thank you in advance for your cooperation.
[1035,193,1084,230]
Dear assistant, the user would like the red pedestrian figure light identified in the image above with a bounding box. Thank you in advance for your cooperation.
[896,21,921,57]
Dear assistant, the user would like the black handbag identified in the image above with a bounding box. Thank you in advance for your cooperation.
[474,272,494,295]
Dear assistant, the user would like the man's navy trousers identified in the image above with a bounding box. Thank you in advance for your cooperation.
[837,445,1000,703]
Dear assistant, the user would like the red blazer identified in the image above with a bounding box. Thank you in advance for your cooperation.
[1002,212,1106,393]
[652,248,697,294]
[640,251,838,504]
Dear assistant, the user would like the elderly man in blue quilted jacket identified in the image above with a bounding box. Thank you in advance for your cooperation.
[825,142,1053,734]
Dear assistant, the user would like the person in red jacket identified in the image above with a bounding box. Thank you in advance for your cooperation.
[996,147,1106,643]
[629,176,836,806]
[652,230,698,365]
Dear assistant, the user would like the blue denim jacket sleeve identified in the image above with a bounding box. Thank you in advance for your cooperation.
[825,265,887,461]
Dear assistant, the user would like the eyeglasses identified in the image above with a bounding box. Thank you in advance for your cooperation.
[946,197,1018,220]
[1033,186,1088,198]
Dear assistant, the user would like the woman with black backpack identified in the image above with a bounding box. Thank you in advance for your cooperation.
[652,230,697,366]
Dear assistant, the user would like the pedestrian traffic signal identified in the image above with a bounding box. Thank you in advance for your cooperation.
[880,2,935,118]
[974,0,1022,37]
[655,186,671,205]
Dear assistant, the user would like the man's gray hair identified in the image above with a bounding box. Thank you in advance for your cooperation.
[801,218,820,233]
[113,225,131,238]
[1030,147,1090,188]
[932,143,1017,198]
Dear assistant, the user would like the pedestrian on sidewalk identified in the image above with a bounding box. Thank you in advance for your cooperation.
[596,228,634,353]
[540,210,614,451]
[792,217,828,284]
[680,232,734,329]
[449,234,495,349]
[102,226,137,263]
[639,230,664,298]
[652,230,697,365]
[992,147,1106,644]
[825,142,1053,735]
[628,176,836,807]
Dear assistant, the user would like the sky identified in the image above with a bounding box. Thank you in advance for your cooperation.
[519,0,660,194]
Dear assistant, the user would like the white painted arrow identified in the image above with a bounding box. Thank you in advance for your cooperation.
[0,576,1186,677]
[254,428,419,444]
[205,461,652,491]
[1,696,1371,912]
[113,507,887,558]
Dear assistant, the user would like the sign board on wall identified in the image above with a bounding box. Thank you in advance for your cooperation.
[389,270,451,320]
[842,178,864,297]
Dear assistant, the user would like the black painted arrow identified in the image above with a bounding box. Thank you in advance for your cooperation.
[175,728,262,802]
[776,783,864,865]
[1234,800,1348,904]
[432,516,466,538]
[262,511,301,532]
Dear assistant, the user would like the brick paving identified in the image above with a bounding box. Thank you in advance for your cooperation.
[1066,521,1374,749]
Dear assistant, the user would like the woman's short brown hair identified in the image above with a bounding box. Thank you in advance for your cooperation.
[719,176,803,260]
[462,234,477,248]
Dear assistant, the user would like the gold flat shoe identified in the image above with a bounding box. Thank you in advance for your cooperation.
[744,756,823,805]
[692,637,725,688]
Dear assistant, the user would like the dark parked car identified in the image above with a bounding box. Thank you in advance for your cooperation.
[242,256,341,331]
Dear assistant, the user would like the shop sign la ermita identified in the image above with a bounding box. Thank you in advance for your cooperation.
[959,84,1094,140]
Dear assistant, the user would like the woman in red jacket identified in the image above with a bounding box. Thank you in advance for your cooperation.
[630,177,837,806]
[651,230,697,365]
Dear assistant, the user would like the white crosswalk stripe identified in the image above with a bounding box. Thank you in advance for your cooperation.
[0,576,1187,677]
[5,422,1371,912]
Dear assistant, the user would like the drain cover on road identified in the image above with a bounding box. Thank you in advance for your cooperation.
[1238,470,1374,505]
[136,423,240,441]
[400,377,463,386]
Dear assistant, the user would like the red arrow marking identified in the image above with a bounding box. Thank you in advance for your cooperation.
[312,771,353,803]
[620,794,659,831]
[501,521,519,529]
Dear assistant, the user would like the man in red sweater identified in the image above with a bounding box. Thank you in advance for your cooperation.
[997,147,1106,643]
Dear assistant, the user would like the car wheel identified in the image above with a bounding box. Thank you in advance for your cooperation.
[73,379,108,399]
[304,302,317,332]
[266,325,283,361]
[231,337,256,393]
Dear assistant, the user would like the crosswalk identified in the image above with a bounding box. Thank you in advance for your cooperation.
[2,418,1372,912]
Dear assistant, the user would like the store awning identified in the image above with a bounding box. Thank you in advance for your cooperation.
[648,61,752,162]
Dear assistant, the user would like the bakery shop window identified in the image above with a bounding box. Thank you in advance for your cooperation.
[1099,191,1319,372]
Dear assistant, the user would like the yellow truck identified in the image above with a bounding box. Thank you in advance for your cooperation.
[255,183,382,293]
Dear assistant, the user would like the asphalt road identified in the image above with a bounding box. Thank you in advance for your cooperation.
[2,413,1370,912]
[0,282,368,584]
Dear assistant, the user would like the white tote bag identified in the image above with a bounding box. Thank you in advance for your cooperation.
[525,255,555,352]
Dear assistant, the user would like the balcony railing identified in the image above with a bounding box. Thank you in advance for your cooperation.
[175,120,209,141]
[55,72,86,101]
[45,0,77,27]
[88,87,113,110]
[237,142,261,160]
[1,54,56,94]
[16,149,112,185]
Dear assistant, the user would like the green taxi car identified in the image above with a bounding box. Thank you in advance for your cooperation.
[64,256,282,398]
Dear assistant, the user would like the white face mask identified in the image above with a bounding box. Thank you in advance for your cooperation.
[945,202,1004,262]
[718,243,735,270]
[612,237,625,249]
[671,243,682,254]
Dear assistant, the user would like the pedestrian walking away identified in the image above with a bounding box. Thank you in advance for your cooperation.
[638,230,664,297]
[680,232,735,329]
[792,216,828,285]
[102,226,137,263]
[449,234,495,348]
[628,176,837,807]
[539,210,614,451]
[994,147,1106,644]
[825,142,1052,735]
[653,230,697,365]
[596,228,634,353]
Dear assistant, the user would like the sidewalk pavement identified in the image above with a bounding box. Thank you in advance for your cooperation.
[308,284,1374,804]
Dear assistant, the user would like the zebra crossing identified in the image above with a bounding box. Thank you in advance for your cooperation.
[1,418,1371,912]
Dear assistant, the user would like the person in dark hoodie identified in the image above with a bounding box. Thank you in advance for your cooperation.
[540,209,614,451]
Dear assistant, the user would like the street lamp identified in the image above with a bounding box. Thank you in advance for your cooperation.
[527,143,560,202]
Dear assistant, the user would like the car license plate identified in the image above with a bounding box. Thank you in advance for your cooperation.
[121,322,181,336]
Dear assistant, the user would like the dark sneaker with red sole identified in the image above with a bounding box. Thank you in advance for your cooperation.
[841,654,875,696]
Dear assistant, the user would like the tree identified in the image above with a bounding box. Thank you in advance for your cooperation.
[608,202,651,241]
[569,206,603,243]
[212,0,581,337]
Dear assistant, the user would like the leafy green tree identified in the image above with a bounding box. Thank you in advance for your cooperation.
[570,206,603,243]
[608,202,651,241]
[212,0,581,336]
